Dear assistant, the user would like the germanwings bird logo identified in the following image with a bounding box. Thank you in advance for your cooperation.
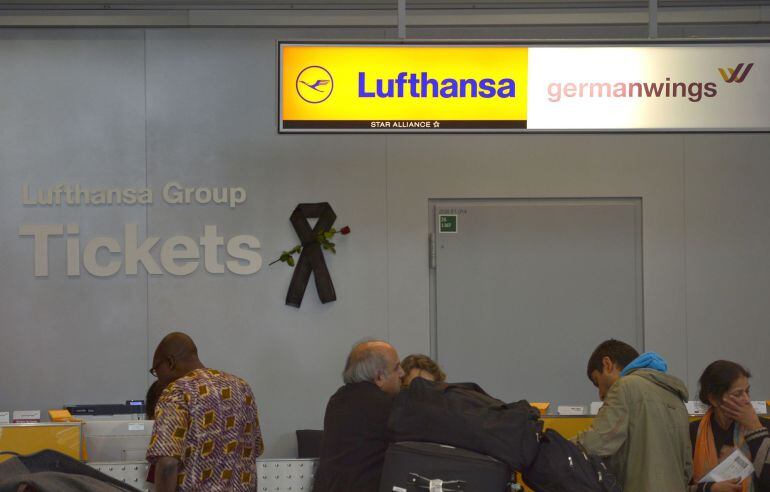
[300,79,331,92]
[719,63,754,83]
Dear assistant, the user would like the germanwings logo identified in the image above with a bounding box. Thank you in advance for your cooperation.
[546,61,757,104]
[719,63,754,83]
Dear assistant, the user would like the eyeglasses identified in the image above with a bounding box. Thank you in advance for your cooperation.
[149,353,181,378]
[149,358,167,378]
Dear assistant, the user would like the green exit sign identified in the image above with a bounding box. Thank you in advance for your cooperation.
[439,214,458,233]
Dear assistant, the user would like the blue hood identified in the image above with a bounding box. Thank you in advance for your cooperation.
[620,352,668,376]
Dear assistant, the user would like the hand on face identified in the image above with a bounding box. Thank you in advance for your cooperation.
[721,394,762,431]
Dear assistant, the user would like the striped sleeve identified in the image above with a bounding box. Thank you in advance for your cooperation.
[247,384,264,457]
[746,427,770,486]
[146,385,190,463]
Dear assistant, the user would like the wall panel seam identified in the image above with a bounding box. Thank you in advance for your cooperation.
[143,28,150,387]
[682,134,689,386]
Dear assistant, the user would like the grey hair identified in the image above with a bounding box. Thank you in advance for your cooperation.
[342,338,391,384]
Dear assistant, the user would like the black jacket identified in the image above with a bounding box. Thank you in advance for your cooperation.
[689,416,770,492]
[313,382,394,492]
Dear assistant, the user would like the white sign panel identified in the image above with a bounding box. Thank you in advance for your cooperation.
[527,45,770,131]
[557,405,586,415]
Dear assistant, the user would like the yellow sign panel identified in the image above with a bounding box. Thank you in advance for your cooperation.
[280,44,529,131]
[0,422,83,462]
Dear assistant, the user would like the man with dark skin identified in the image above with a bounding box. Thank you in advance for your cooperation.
[150,333,203,398]
[150,333,203,492]
[147,332,263,492]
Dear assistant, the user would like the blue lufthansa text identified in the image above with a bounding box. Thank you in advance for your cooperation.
[358,72,516,99]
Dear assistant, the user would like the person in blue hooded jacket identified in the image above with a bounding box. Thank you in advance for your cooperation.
[575,339,693,492]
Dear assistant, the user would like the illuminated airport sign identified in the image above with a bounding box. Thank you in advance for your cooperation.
[280,44,529,130]
[279,43,770,132]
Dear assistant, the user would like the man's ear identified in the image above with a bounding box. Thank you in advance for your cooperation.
[601,356,615,374]
[372,370,385,388]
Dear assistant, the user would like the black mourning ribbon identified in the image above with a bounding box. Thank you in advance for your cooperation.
[285,202,338,308]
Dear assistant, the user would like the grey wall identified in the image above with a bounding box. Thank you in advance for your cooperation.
[1,28,769,458]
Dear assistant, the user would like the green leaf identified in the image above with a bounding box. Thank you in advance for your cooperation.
[287,257,295,267]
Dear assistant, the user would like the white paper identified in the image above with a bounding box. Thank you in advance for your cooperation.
[429,480,444,492]
[0,412,9,424]
[686,401,709,415]
[590,402,603,415]
[557,405,585,415]
[12,410,40,420]
[698,448,755,483]
[751,401,767,415]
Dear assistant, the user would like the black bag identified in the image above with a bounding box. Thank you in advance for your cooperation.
[378,441,513,492]
[521,429,622,492]
[387,378,542,470]
[295,429,323,458]
[0,450,141,492]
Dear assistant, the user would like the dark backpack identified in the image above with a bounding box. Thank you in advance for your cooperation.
[522,429,621,492]
[387,378,542,471]
[0,450,141,492]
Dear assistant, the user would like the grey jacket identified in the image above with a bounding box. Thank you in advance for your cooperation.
[576,369,693,492]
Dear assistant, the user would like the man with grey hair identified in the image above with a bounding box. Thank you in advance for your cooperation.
[313,339,405,492]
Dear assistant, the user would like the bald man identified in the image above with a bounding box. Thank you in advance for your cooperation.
[313,339,405,492]
[146,332,263,492]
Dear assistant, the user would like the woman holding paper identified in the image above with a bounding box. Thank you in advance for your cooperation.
[689,360,770,492]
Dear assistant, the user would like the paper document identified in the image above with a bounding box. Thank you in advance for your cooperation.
[557,405,585,415]
[751,401,767,415]
[698,448,754,483]
[686,401,709,415]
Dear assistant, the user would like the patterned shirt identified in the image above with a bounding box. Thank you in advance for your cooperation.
[147,368,263,491]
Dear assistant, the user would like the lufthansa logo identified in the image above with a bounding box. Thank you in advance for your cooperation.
[296,66,334,103]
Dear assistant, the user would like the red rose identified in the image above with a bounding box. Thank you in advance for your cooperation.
[340,226,351,235]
